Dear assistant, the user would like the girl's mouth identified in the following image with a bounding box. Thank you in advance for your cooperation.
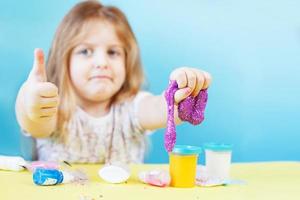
[89,75,112,81]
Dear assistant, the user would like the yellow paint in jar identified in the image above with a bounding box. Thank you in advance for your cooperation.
[169,145,202,188]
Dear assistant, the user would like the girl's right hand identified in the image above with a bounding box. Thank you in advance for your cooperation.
[23,49,59,122]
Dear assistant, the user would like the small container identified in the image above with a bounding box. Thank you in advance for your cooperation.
[169,145,202,188]
[203,143,233,181]
[33,168,64,186]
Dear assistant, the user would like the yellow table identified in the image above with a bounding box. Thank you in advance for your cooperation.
[1,162,299,200]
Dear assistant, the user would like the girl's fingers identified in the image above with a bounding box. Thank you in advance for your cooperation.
[169,67,212,102]
[37,82,58,98]
[185,69,197,95]
[38,115,56,122]
[29,106,57,117]
[174,87,191,104]
[38,107,58,117]
[191,69,205,97]
[27,95,59,109]
[26,96,58,122]
[39,96,59,108]
[170,68,187,88]
[202,71,212,89]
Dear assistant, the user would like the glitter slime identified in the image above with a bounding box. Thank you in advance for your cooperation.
[164,80,208,152]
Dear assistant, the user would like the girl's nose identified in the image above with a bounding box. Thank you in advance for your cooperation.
[93,50,108,69]
[95,62,108,69]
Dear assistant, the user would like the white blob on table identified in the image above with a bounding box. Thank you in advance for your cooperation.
[98,165,130,184]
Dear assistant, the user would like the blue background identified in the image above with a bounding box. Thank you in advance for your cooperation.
[1,0,300,163]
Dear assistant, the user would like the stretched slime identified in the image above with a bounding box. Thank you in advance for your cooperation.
[164,80,208,152]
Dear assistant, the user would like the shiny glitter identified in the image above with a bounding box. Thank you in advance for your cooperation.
[178,89,208,125]
[164,80,208,152]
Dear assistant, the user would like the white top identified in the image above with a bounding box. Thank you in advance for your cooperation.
[35,91,152,164]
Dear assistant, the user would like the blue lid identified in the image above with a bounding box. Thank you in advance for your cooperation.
[203,143,233,152]
[171,145,202,155]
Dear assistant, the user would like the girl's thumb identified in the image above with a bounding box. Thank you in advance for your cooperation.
[174,87,192,104]
[29,48,47,82]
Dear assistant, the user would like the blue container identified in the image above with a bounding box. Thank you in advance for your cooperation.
[33,168,64,186]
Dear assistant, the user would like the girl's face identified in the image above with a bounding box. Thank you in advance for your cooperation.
[69,20,126,105]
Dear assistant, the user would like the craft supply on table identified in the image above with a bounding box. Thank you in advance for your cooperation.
[26,161,60,172]
[139,169,170,187]
[164,80,208,152]
[98,164,130,184]
[203,143,233,181]
[32,167,88,186]
[0,155,26,171]
[33,168,64,186]
[169,145,202,188]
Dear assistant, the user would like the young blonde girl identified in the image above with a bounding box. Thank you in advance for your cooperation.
[15,0,212,164]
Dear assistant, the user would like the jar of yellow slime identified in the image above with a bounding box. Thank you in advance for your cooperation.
[169,145,202,188]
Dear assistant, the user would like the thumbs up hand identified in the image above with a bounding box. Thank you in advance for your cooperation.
[23,49,59,122]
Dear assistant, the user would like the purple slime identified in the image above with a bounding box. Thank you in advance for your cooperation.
[164,80,208,152]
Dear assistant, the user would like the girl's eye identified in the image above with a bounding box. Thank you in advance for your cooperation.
[108,49,121,57]
[78,48,93,57]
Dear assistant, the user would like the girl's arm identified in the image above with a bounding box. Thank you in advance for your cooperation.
[136,67,212,131]
[136,93,180,130]
[15,49,59,138]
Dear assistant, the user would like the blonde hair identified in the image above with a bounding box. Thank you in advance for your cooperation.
[46,0,145,139]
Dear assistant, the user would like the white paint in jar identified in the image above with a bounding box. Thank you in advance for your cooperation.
[204,143,232,181]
